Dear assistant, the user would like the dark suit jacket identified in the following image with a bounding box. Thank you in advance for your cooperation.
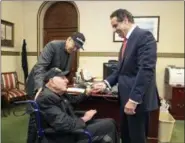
[106,26,160,112]
[26,40,72,96]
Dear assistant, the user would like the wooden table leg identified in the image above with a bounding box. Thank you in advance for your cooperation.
[147,109,159,143]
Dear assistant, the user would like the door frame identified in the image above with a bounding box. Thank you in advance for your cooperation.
[37,1,80,67]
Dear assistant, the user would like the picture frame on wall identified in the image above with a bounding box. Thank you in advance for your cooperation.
[113,32,124,42]
[113,16,160,42]
[1,20,14,47]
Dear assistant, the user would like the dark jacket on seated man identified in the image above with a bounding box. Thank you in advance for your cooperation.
[28,68,119,143]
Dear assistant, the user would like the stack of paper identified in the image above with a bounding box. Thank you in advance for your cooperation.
[67,87,85,94]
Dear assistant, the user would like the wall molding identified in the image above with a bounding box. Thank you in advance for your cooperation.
[157,53,184,58]
[1,51,20,56]
[79,52,184,58]
[1,51,184,58]
[27,52,38,56]
[1,51,38,56]
[80,52,118,57]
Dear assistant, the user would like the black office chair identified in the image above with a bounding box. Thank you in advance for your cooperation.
[13,100,113,143]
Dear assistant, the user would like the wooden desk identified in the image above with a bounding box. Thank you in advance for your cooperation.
[73,94,159,143]
[165,84,185,120]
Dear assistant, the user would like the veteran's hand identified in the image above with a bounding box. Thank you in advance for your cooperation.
[124,100,137,115]
[81,110,97,122]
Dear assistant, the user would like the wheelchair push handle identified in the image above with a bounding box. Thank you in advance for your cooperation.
[13,101,31,117]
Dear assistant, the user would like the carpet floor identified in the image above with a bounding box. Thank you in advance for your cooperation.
[1,109,184,143]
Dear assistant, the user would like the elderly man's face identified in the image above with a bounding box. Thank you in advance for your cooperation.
[52,76,69,92]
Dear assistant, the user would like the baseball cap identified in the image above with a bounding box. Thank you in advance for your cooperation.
[71,32,86,50]
[44,68,69,83]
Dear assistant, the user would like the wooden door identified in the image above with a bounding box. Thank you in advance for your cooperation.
[44,2,78,84]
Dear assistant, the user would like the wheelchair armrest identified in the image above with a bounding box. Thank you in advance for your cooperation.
[44,128,55,135]
[13,101,35,117]
[74,111,86,117]
[71,128,85,134]
[73,129,112,143]
[44,128,92,142]
[44,128,89,136]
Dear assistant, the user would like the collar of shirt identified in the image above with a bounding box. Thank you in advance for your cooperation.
[126,24,137,40]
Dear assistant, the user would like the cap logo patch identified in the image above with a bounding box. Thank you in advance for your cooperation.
[76,37,84,44]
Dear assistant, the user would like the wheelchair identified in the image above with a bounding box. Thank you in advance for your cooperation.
[13,100,112,143]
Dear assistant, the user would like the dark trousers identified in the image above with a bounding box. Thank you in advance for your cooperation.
[77,118,120,143]
[27,117,120,143]
[120,112,149,143]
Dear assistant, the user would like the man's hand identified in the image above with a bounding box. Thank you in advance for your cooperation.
[91,82,107,93]
[124,100,137,115]
[85,86,92,96]
[81,110,97,122]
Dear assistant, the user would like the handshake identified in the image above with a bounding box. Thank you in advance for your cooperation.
[66,81,108,95]
[85,81,108,95]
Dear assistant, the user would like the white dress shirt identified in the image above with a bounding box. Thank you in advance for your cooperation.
[104,24,139,104]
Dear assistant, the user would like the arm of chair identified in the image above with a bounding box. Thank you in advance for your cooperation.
[18,81,25,90]
[18,81,25,85]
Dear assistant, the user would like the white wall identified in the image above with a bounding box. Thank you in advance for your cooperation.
[77,1,184,53]
[1,1,24,82]
[77,1,184,97]
[1,1,184,97]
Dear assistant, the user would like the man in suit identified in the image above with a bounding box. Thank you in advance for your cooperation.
[92,9,160,143]
[26,32,86,97]
[26,32,86,143]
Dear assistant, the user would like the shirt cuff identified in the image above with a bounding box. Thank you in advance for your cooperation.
[129,99,139,104]
[103,80,111,89]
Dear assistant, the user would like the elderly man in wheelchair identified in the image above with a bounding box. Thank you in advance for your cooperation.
[18,68,119,143]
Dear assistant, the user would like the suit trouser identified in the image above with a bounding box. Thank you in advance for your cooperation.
[120,111,149,143]
[77,118,120,143]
